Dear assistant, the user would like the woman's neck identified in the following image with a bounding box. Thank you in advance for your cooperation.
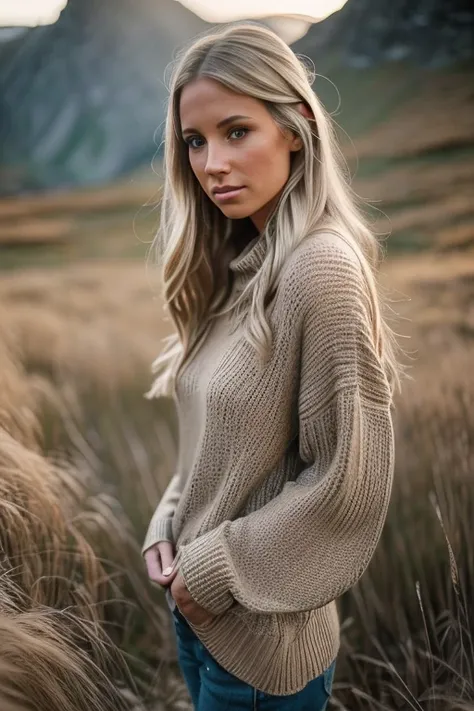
[231,218,260,257]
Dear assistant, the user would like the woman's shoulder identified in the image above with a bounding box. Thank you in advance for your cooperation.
[289,230,363,273]
[279,230,366,305]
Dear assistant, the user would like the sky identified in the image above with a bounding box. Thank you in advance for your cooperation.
[0,0,347,29]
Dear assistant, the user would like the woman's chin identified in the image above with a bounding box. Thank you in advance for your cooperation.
[217,204,253,219]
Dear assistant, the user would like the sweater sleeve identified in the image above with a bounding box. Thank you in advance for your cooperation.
[176,237,395,616]
[142,472,182,554]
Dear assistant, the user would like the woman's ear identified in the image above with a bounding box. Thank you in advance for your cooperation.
[289,134,303,152]
[296,101,315,122]
[289,102,315,152]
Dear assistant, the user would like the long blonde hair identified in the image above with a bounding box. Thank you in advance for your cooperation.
[145,21,405,400]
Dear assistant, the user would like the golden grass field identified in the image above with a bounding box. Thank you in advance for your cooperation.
[0,62,473,710]
[1,241,473,710]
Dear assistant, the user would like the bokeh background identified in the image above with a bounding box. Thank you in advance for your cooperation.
[0,1,473,709]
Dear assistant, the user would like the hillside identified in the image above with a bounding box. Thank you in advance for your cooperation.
[1,0,472,195]
[1,58,472,265]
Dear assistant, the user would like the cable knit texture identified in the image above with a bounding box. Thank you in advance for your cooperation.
[142,230,395,695]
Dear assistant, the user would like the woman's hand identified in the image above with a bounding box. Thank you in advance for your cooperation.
[144,540,177,587]
[144,541,216,627]
[170,570,216,627]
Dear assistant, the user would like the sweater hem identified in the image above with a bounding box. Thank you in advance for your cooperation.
[185,599,340,695]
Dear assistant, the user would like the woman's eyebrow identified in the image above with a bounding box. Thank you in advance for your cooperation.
[182,115,252,136]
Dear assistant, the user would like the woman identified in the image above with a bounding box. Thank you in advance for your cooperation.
[142,20,403,711]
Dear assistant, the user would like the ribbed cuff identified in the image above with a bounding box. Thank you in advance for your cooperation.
[141,517,174,555]
[177,524,235,616]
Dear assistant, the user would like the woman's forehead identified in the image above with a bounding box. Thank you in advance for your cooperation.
[179,79,264,126]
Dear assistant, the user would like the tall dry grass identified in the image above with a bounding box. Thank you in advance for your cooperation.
[0,253,473,709]
[336,345,474,710]
[0,342,135,710]
[0,335,191,710]
[0,583,133,711]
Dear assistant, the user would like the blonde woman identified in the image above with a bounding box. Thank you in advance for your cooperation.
[143,20,402,711]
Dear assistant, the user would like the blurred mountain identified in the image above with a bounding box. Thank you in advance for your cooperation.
[0,0,210,194]
[0,0,473,195]
[293,0,474,67]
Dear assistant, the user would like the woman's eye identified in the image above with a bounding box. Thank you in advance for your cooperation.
[187,136,204,149]
[229,127,248,140]
[186,127,248,150]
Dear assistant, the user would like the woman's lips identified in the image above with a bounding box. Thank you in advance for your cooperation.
[213,187,245,201]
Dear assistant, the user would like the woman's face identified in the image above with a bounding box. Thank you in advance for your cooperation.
[179,77,302,234]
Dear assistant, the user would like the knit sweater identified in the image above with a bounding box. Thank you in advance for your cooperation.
[142,229,395,696]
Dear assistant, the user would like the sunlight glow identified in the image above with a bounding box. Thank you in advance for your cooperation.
[177,0,347,23]
[0,0,348,41]
[176,0,348,41]
[0,0,67,27]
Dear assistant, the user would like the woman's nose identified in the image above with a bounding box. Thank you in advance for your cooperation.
[204,145,230,175]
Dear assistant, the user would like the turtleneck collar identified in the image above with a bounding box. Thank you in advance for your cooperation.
[228,232,267,283]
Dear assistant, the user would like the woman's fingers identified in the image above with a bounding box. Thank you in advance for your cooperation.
[162,565,179,585]
[144,546,163,583]
[159,542,176,575]
[144,542,178,586]
[161,551,179,583]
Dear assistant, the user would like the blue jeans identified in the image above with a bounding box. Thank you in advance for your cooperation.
[172,605,336,710]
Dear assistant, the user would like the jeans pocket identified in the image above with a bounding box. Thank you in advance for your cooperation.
[323,659,336,696]
[172,606,187,631]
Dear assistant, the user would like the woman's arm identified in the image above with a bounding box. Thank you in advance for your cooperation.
[174,236,395,616]
[142,472,182,554]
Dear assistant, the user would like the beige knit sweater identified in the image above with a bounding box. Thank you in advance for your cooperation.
[143,230,395,696]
